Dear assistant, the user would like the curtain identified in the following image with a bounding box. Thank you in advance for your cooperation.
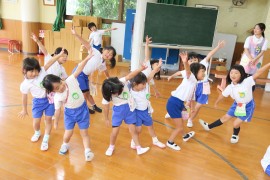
[0,18,3,29]
[157,0,187,6]
[52,0,66,31]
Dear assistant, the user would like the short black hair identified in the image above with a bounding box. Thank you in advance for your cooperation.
[102,77,124,102]
[188,52,199,60]
[130,72,147,88]
[150,59,161,80]
[88,22,97,30]
[226,64,247,84]
[100,46,117,68]
[54,47,68,55]
[22,57,41,73]
[42,74,61,93]
[190,63,206,80]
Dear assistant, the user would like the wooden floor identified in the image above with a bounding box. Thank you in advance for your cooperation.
[1,50,270,180]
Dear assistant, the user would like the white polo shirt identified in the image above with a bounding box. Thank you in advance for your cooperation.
[20,67,47,98]
[102,77,129,106]
[89,30,105,46]
[131,84,150,111]
[222,76,255,103]
[142,60,155,85]
[54,75,85,109]
[44,54,68,79]
[171,70,197,101]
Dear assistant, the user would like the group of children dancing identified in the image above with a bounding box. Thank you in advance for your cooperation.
[18,23,270,164]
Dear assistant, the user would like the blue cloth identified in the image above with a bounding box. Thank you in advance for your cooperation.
[112,103,136,127]
[32,97,55,118]
[93,44,101,51]
[227,100,255,122]
[73,66,89,91]
[64,102,90,130]
[166,96,185,118]
[135,109,153,126]
[195,82,209,104]
[266,164,270,176]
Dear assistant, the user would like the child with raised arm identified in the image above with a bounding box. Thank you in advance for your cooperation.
[88,22,117,50]
[199,62,270,144]
[18,50,65,151]
[42,51,95,161]
[102,65,150,156]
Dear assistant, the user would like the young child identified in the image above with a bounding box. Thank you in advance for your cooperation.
[261,145,270,176]
[199,63,270,144]
[166,52,206,151]
[18,52,64,151]
[71,28,117,114]
[42,52,95,161]
[31,33,68,80]
[130,59,165,149]
[88,22,117,50]
[102,65,150,156]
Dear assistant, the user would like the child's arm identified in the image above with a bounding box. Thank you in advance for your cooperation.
[167,71,182,81]
[54,108,61,129]
[147,59,162,83]
[44,48,65,71]
[151,83,161,98]
[31,33,48,56]
[18,94,28,119]
[103,104,110,127]
[104,27,117,32]
[125,64,147,81]
[73,50,94,78]
[251,51,266,65]
[71,27,91,50]
[205,40,225,62]
[214,94,225,108]
[181,51,191,78]
[144,35,152,62]
[252,62,270,80]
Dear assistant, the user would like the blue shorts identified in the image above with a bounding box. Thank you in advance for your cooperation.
[112,103,136,127]
[64,102,90,130]
[73,66,89,92]
[135,109,153,126]
[195,82,208,104]
[93,44,101,51]
[32,97,55,118]
[227,100,255,122]
[266,164,270,176]
[166,96,185,118]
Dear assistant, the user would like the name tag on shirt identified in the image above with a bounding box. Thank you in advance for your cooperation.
[202,82,210,95]
[234,103,246,117]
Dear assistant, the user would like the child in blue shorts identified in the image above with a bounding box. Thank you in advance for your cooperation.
[130,59,165,149]
[102,65,150,156]
[42,52,95,161]
[199,63,270,144]
[19,53,62,151]
[261,145,270,176]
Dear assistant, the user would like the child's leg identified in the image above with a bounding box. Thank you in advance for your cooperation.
[230,118,243,144]
[105,127,120,156]
[83,92,102,113]
[168,118,184,142]
[80,129,94,161]
[59,129,73,155]
[199,114,233,131]
[147,126,166,148]
[40,116,53,151]
[31,118,41,142]
[187,102,203,127]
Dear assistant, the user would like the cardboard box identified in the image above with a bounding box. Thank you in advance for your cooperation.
[216,66,227,71]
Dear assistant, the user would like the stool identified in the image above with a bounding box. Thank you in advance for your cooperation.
[215,74,227,91]
[8,40,21,54]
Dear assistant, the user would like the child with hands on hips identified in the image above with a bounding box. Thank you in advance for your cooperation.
[42,50,95,161]
[18,49,66,151]
[102,65,150,156]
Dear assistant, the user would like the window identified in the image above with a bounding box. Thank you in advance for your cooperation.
[123,0,136,21]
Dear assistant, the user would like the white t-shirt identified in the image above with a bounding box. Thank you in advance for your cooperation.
[44,54,68,79]
[54,75,85,109]
[20,68,47,98]
[171,70,197,101]
[82,47,107,75]
[142,60,155,85]
[89,30,105,46]
[131,84,150,111]
[102,77,129,106]
[261,145,270,171]
[200,58,209,82]
[222,76,255,103]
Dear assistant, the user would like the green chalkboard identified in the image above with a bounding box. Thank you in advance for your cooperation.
[144,3,218,47]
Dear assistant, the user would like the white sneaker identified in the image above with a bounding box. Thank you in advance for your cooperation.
[137,147,150,155]
[183,131,195,142]
[187,119,193,128]
[59,144,69,155]
[165,113,170,118]
[85,150,94,161]
[105,146,115,156]
[31,133,40,142]
[166,142,181,151]
[130,139,136,150]
[40,141,48,151]
[153,141,166,148]
[230,135,239,144]
[199,119,210,131]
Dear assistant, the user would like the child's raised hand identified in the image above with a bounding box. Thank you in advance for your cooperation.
[179,51,188,63]
[217,40,226,49]
[18,110,28,119]
[112,27,117,30]
[145,35,152,45]
[31,33,38,42]
[141,63,148,70]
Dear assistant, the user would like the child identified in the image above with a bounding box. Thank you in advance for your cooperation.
[31,33,68,80]
[130,59,165,149]
[42,52,95,161]
[199,63,270,144]
[71,28,117,114]
[261,145,270,176]
[18,51,64,151]
[88,22,117,50]
[166,52,206,151]
[102,65,150,156]
[240,23,268,77]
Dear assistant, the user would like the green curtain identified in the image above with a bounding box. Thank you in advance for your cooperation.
[52,0,66,31]
[157,0,187,6]
[0,18,3,29]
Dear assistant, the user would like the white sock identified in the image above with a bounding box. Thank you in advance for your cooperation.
[35,130,41,135]
[188,118,192,121]
[85,148,91,154]
[43,134,50,142]
[152,136,158,143]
